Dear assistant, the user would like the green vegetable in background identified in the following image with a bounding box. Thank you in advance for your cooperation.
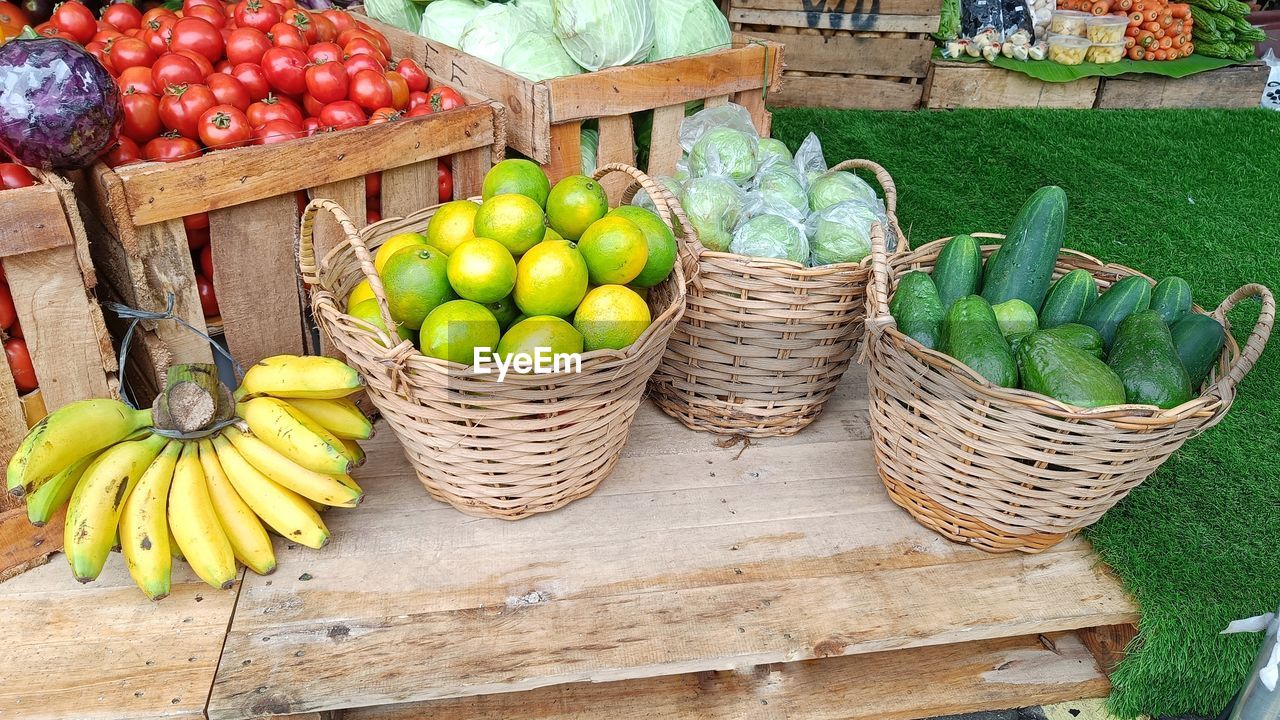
[419,0,485,48]
[552,0,655,71]
[502,31,584,81]
[647,0,731,62]
[934,0,961,41]
[365,0,424,32]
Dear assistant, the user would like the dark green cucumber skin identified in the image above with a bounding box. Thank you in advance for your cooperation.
[1009,323,1104,359]
[932,234,982,311]
[1017,333,1126,409]
[1039,269,1098,328]
[1150,276,1192,326]
[1107,310,1194,409]
[1080,275,1152,351]
[980,186,1068,310]
[890,271,946,350]
[942,295,1018,388]
[1171,312,1226,389]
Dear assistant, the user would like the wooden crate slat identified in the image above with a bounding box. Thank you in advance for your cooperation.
[0,506,62,582]
[342,632,1110,720]
[0,347,27,491]
[381,159,439,220]
[0,181,74,256]
[310,177,368,264]
[136,221,218,366]
[772,75,925,109]
[645,104,687,179]
[926,61,1100,109]
[750,31,933,78]
[597,114,638,199]
[543,121,584,183]
[731,0,944,15]
[732,89,773,136]
[1095,61,1268,108]
[451,145,494,200]
[731,7,941,32]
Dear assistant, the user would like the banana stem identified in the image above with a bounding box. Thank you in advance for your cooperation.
[153,364,234,433]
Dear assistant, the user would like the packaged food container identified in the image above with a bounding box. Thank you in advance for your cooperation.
[1047,34,1092,64]
[1087,15,1130,43]
[1085,41,1126,63]
[1049,10,1090,37]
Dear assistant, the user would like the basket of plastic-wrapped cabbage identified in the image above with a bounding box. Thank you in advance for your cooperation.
[641,104,907,438]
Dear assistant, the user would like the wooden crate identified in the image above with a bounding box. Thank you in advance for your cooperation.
[0,169,118,581]
[84,94,504,397]
[729,0,941,110]
[925,59,1101,109]
[1096,60,1269,108]
[392,16,782,183]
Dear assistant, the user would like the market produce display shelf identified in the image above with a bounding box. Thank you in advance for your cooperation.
[0,371,1139,720]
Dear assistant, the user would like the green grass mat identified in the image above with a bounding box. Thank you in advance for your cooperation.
[939,50,1239,81]
[770,107,1280,718]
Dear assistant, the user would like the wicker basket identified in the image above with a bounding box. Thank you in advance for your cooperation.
[864,230,1274,554]
[299,164,691,520]
[650,159,907,438]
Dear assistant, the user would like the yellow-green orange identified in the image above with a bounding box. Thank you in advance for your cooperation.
[425,200,479,255]
[546,175,608,241]
[374,232,428,274]
[482,159,551,208]
[573,285,651,351]
[473,194,545,256]
[577,216,648,286]
[446,237,517,304]
[381,246,456,330]
[347,279,375,309]
[609,205,677,288]
[349,299,416,346]
[514,240,589,317]
[485,294,521,330]
[543,226,564,243]
[418,300,500,366]
[496,316,584,370]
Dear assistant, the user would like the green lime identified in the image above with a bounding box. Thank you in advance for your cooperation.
[485,294,521,330]
[473,194,546,256]
[425,200,479,255]
[446,237,517,304]
[495,316,584,372]
[381,246,457,330]
[546,175,608,241]
[514,239,589,317]
[418,300,501,366]
[577,216,649,286]
[482,159,551,208]
[608,205,677,287]
[348,299,417,346]
[573,285,651,351]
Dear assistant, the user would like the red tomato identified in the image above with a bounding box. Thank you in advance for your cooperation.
[342,37,385,65]
[160,83,219,139]
[438,161,452,202]
[183,0,224,12]
[364,171,380,198]
[368,107,399,124]
[280,7,314,42]
[0,282,14,331]
[234,0,279,33]
[185,225,210,250]
[196,274,219,317]
[198,105,252,149]
[428,87,465,112]
[343,53,382,79]
[102,2,142,31]
[268,21,306,50]
[260,46,308,96]
[318,100,365,130]
[92,27,123,44]
[0,163,36,189]
[405,102,430,118]
[140,7,176,25]
[187,4,226,29]
[306,41,341,63]
[199,243,214,279]
[304,59,347,104]
[302,116,322,136]
[117,65,157,95]
[51,1,97,44]
[309,11,335,42]
[383,71,409,111]
[152,53,204,90]
[85,42,110,67]
[395,59,429,93]
[204,72,249,111]
[341,25,389,57]
[107,36,155,73]
[253,118,304,145]
[141,17,176,56]
[0,1,27,37]
[175,49,215,78]
[246,94,302,127]
[169,17,224,63]
[321,8,353,36]
[230,62,271,101]
[407,90,429,111]
[103,136,142,168]
[5,339,38,394]
[225,27,271,65]
[144,134,202,162]
[121,90,163,143]
[301,92,324,117]
[348,69,390,112]
[366,208,381,223]
[184,212,209,232]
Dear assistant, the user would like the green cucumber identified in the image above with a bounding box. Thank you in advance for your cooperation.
[1150,276,1192,326]
[942,295,1018,388]
[889,271,945,350]
[932,234,982,311]
[992,299,1038,337]
[1107,310,1193,409]
[1009,323,1104,360]
[1171,312,1226,389]
[1039,269,1098,328]
[1017,332,1126,409]
[980,186,1068,309]
[1080,275,1152,351]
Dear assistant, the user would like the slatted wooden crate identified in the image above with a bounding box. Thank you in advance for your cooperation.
[84,94,504,400]
[0,169,118,581]
[729,0,941,110]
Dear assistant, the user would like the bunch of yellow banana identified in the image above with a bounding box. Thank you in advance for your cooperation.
[7,355,373,601]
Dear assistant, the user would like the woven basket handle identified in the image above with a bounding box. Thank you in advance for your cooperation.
[829,158,907,253]
[299,198,397,338]
[595,162,699,287]
[866,219,893,327]
[1210,283,1274,390]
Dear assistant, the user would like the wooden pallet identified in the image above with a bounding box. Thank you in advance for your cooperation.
[730,0,941,110]
[1095,61,1270,108]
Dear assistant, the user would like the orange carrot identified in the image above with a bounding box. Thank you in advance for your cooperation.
[1169,2,1190,17]
[1081,1,1094,11]
[1154,48,1168,59]
[1145,8,1159,20]
[1126,24,1141,36]
[1128,45,1147,59]
[1125,36,1136,47]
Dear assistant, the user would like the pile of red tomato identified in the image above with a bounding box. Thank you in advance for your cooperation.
[0,163,41,395]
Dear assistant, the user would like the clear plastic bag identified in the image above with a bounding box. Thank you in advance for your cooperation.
[808,169,878,212]
[961,0,1033,42]
[729,213,810,265]
[792,132,828,185]
[678,103,760,185]
[742,158,808,222]
[678,103,759,153]
[806,199,887,266]
[680,175,745,252]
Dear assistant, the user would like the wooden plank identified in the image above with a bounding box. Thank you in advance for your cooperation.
[596,114,637,200]
[733,88,771,137]
[746,31,933,77]
[1096,62,1268,109]
[380,159,438,220]
[0,182,75,257]
[645,104,687,179]
[0,505,63,582]
[342,632,1109,720]
[450,145,492,202]
[544,122,584,184]
[0,556,241,720]
[730,8,940,32]
[772,75,924,110]
[310,177,367,267]
[209,194,308,367]
[134,221,216,367]
[114,105,498,225]
[0,299,31,465]
[926,61,1099,109]
[731,0,944,15]
[1078,624,1139,677]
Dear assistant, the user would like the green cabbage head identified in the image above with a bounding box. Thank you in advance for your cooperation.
[552,0,654,71]
[648,0,732,61]
[688,127,758,185]
[730,214,809,264]
[680,176,744,252]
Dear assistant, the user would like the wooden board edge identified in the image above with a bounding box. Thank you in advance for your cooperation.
[0,178,76,257]
[1077,623,1139,678]
[0,504,64,582]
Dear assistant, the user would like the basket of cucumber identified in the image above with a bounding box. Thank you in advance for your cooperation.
[863,187,1273,554]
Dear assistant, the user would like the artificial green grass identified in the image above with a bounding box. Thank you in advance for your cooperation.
[770,108,1280,718]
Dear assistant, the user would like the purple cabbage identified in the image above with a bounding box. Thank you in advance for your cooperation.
[0,38,122,170]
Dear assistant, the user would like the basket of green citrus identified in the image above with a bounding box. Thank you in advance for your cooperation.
[300,161,691,519]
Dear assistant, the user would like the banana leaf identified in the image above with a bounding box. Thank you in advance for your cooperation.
[938,50,1241,82]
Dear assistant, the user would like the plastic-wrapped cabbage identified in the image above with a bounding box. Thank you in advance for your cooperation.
[552,0,654,71]
[744,161,807,220]
[580,128,599,176]
[680,175,744,252]
[364,0,423,33]
[648,0,732,61]
[678,103,758,154]
[808,170,878,212]
[730,214,809,264]
[793,132,828,184]
[502,31,583,81]
[420,0,485,48]
[807,199,883,266]
[688,127,758,185]
[514,0,555,27]
[460,4,538,66]
[757,138,792,168]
